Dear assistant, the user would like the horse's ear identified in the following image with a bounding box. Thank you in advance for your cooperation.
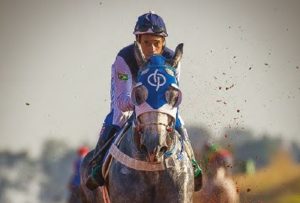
[170,43,183,68]
[134,41,146,67]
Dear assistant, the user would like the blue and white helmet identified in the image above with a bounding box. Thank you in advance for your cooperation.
[133,12,168,37]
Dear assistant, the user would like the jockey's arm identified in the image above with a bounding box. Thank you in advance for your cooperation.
[113,56,135,112]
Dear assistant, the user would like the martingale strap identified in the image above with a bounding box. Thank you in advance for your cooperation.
[109,144,176,171]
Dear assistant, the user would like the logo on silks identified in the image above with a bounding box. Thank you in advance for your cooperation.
[133,55,181,119]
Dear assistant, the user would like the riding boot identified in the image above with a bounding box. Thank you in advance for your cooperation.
[85,125,119,190]
[177,126,203,191]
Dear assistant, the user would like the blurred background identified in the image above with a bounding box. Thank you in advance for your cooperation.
[0,0,299,202]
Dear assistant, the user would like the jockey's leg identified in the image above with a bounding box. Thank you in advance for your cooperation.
[86,124,119,190]
[86,112,120,190]
[175,115,202,192]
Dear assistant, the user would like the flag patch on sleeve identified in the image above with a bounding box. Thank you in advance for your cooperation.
[118,72,129,80]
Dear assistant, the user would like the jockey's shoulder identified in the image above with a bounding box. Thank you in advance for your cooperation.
[117,44,135,58]
[162,46,175,59]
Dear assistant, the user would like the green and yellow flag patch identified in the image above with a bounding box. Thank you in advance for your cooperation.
[118,72,129,81]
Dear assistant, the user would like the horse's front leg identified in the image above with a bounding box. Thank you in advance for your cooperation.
[154,170,194,203]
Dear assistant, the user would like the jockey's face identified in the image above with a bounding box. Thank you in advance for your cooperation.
[138,34,165,59]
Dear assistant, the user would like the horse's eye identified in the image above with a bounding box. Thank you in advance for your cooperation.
[131,85,148,106]
[165,86,182,107]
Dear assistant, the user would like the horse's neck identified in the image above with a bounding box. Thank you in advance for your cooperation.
[214,168,239,203]
[210,167,236,190]
[203,167,239,203]
[216,167,226,179]
[118,125,147,160]
[207,166,226,180]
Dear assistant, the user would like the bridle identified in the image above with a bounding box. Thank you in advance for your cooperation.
[135,121,174,133]
[133,119,176,154]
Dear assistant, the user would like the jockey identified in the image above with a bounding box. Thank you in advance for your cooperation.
[69,146,89,187]
[68,146,89,203]
[202,142,233,176]
[86,11,201,191]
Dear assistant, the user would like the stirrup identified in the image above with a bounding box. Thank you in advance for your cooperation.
[86,165,105,190]
[192,159,202,177]
[86,175,99,190]
[192,159,202,191]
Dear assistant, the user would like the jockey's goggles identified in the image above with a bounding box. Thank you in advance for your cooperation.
[134,23,166,35]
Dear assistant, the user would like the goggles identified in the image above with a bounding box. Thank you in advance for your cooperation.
[134,23,166,34]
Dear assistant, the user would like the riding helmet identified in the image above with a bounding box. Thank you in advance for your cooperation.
[133,11,168,37]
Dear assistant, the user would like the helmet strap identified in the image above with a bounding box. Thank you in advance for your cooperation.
[162,38,166,48]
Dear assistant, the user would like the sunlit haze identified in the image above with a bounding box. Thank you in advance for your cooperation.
[0,0,299,157]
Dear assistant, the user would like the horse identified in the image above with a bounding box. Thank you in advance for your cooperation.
[198,148,240,203]
[81,42,195,203]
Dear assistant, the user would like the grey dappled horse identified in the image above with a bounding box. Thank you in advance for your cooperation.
[108,42,194,203]
[198,149,239,203]
[81,42,194,203]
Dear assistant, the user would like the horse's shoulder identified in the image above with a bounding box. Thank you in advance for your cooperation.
[162,46,175,59]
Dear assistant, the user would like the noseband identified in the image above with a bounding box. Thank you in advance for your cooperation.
[133,120,176,155]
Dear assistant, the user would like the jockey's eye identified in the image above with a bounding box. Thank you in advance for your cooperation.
[141,39,163,48]
[153,41,160,48]
[131,84,148,106]
[165,86,182,107]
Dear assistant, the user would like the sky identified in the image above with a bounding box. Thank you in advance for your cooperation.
[0,0,299,157]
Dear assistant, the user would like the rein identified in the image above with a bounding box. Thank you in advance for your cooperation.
[108,123,181,172]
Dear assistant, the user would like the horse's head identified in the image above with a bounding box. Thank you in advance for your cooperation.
[131,42,183,162]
